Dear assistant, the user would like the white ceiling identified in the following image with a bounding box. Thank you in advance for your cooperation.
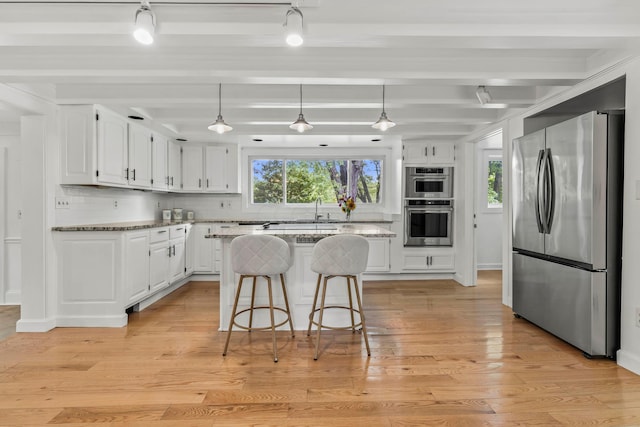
[0,0,638,147]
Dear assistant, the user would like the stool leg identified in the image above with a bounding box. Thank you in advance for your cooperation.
[307,274,322,336]
[248,276,257,331]
[314,276,329,360]
[280,273,295,337]
[266,275,278,363]
[223,275,245,357]
[352,276,371,357]
[346,276,356,333]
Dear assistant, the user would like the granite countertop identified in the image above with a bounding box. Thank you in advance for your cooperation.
[52,218,392,232]
[205,223,396,239]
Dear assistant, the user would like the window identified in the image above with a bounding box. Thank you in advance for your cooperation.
[251,158,383,205]
[486,155,503,209]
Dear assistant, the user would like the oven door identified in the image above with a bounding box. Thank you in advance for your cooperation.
[406,176,452,198]
[404,207,453,246]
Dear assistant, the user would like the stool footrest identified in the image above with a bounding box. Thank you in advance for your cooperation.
[308,306,363,331]
[232,306,292,332]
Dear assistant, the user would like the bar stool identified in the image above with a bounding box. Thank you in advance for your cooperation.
[223,234,294,362]
[306,234,370,360]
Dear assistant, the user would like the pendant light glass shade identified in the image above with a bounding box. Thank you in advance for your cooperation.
[208,83,233,134]
[290,84,312,132]
[372,84,395,131]
[284,7,304,47]
[133,1,155,45]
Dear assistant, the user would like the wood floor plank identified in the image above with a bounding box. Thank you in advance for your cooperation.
[0,274,639,426]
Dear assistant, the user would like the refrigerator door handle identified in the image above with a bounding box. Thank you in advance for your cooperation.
[535,149,546,233]
[544,148,556,232]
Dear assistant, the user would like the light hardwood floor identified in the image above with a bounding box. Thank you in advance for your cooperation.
[1,272,640,426]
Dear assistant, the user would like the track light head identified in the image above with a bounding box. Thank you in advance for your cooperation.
[133,1,155,45]
[476,85,492,105]
[284,7,304,47]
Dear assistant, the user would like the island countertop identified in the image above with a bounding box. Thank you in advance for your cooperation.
[205,223,396,239]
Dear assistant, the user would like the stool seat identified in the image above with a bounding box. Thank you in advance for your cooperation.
[223,235,294,362]
[307,234,371,360]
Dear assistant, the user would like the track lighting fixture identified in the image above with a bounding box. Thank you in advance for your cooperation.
[284,5,304,47]
[372,84,396,131]
[290,84,312,133]
[133,0,155,45]
[208,83,233,134]
[476,85,492,105]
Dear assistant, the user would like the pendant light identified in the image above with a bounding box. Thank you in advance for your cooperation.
[284,6,304,47]
[133,0,155,45]
[208,83,233,134]
[290,84,313,133]
[372,84,396,131]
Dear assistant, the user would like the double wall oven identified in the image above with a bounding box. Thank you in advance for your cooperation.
[404,167,454,247]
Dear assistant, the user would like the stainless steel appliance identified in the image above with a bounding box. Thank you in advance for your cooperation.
[512,111,624,358]
[404,199,453,246]
[405,167,453,199]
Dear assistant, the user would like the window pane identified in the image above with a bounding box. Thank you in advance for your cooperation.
[351,160,382,204]
[487,159,503,208]
[252,159,283,204]
[285,160,343,203]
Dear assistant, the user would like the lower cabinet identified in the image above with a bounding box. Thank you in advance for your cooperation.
[193,223,235,274]
[124,230,151,304]
[169,225,187,283]
[402,248,455,272]
[149,230,170,293]
[366,238,391,272]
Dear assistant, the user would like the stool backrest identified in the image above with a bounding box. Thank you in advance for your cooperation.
[230,234,291,275]
[311,234,369,275]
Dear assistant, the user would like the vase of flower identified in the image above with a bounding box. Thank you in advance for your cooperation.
[338,194,356,222]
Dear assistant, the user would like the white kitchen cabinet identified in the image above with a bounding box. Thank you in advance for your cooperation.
[194,224,215,273]
[204,146,227,192]
[181,145,204,191]
[151,133,168,190]
[124,230,151,304]
[169,225,187,283]
[168,140,182,191]
[149,227,170,292]
[403,141,455,166]
[402,248,455,272]
[97,108,129,186]
[366,238,391,272]
[185,224,194,276]
[127,122,152,189]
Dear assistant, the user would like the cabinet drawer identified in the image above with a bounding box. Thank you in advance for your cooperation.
[149,227,169,244]
[170,225,186,239]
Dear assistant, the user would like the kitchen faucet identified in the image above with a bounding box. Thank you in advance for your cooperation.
[314,197,323,222]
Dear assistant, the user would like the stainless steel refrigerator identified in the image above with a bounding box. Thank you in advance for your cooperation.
[512,111,624,358]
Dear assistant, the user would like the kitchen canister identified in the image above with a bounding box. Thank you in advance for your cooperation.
[186,211,195,220]
[172,208,183,221]
[162,209,172,221]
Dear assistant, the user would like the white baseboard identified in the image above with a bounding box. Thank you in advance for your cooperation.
[15,317,56,332]
[363,273,456,282]
[189,274,219,281]
[617,349,640,376]
[56,314,128,328]
[477,263,503,270]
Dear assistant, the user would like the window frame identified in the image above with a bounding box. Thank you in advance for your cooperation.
[481,150,503,213]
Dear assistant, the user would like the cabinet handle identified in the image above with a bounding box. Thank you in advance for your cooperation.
[132,169,136,181]
[425,147,428,157]
[432,147,435,156]
[168,247,172,257]
[176,227,184,231]
[171,176,174,186]
[166,176,169,185]
[125,168,129,180]
[172,245,176,256]
[206,179,209,188]
[208,228,211,234]
[157,230,167,234]
[199,178,202,188]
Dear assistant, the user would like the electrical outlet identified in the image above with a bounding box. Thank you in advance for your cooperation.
[113,200,118,209]
[226,200,232,208]
[220,201,224,209]
[157,201,161,208]
[636,307,640,328]
[55,197,71,209]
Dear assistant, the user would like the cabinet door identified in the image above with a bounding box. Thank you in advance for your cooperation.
[128,122,152,188]
[204,146,227,192]
[182,146,204,191]
[168,141,182,191]
[194,224,215,273]
[125,231,150,304]
[185,224,194,275]
[366,238,390,272]
[429,142,455,165]
[169,237,186,283]
[403,142,429,165]
[97,108,128,186]
[60,105,97,185]
[152,134,168,190]
[401,253,429,270]
[149,242,169,292]
[428,253,455,271]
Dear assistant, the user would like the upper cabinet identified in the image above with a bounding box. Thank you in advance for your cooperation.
[167,140,182,191]
[181,144,239,193]
[403,141,455,166]
[60,105,182,191]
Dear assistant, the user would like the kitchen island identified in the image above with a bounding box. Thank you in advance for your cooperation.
[207,223,395,331]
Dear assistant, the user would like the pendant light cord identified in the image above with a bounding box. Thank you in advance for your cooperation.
[299,83,303,115]
[218,83,222,116]
[382,84,386,114]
